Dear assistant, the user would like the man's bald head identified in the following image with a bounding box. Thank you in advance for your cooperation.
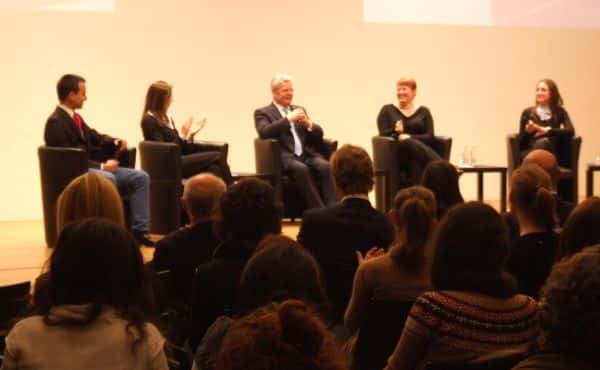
[182,173,227,223]
[523,149,560,189]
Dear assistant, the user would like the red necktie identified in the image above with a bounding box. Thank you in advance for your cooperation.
[73,113,83,130]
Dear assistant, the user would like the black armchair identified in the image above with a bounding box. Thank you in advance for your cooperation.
[372,136,452,212]
[254,138,338,220]
[507,134,581,203]
[139,140,228,234]
[38,146,137,247]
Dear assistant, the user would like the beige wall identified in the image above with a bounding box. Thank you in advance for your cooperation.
[1,0,600,220]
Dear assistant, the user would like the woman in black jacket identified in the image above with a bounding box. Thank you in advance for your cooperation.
[518,78,574,160]
[141,81,232,183]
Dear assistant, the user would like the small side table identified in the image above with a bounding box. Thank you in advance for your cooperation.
[458,164,508,213]
[586,163,600,197]
[231,172,275,184]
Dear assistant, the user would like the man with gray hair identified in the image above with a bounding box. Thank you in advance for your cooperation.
[153,173,226,304]
[254,74,338,209]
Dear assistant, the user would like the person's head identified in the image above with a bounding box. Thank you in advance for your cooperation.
[213,178,282,241]
[329,144,374,197]
[389,186,436,272]
[509,163,556,231]
[557,197,600,260]
[217,300,347,370]
[535,78,563,111]
[396,78,417,106]
[523,149,561,190]
[237,235,328,315]
[181,173,227,224]
[432,202,516,298]
[56,172,125,234]
[57,74,86,109]
[37,219,153,350]
[271,74,294,107]
[421,160,464,218]
[537,245,600,367]
[143,80,172,123]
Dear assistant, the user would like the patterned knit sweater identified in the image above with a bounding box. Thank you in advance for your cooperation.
[384,291,539,370]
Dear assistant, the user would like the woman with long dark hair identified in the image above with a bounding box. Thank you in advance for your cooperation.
[2,219,167,370]
[518,79,574,159]
[141,80,232,183]
[384,202,539,370]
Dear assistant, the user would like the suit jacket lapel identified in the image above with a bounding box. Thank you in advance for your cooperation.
[56,107,86,144]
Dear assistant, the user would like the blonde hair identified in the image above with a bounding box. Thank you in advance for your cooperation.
[56,172,125,234]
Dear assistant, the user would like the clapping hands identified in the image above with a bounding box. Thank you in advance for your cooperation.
[182,117,207,140]
[355,246,385,265]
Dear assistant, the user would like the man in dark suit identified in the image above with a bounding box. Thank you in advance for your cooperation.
[503,149,576,242]
[297,144,395,321]
[153,173,226,305]
[254,74,338,209]
[44,74,153,246]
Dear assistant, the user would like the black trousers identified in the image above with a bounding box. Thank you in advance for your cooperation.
[519,137,554,162]
[181,150,232,184]
[284,153,338,209]
[396,138,440,185]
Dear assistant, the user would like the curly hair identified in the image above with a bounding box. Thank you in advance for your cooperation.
[330,144,374,195]
[217,300,347,370]
[213,178,283,241]
[538,245,600,366]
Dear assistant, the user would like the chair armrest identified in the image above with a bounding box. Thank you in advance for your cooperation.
[190,140,229,162]
[139,141,182,181]
[430,136,452,160]
[38,146,89,247]
[254,138,283,200]
[506,133,520,175]
[569,136,582,172]
[117,147,137,168]
[320,138,338,159]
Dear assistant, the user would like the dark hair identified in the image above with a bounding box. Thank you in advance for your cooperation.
[143,80,172,125]
[421,160,464,218]
[538,245,600,367]
[237,235,328,315]
[432,202,517,298]
[330,145,374,195]
[509,164,556,230]
[36,219,154,352]
[389,186,436,272]
[213,178,282,241]
[534,78,564,118]
[557,197,600,260]
[57,74,85,102]
[217,300,347,370]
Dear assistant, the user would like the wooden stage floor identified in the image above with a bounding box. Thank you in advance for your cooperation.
[0,220,301,287]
